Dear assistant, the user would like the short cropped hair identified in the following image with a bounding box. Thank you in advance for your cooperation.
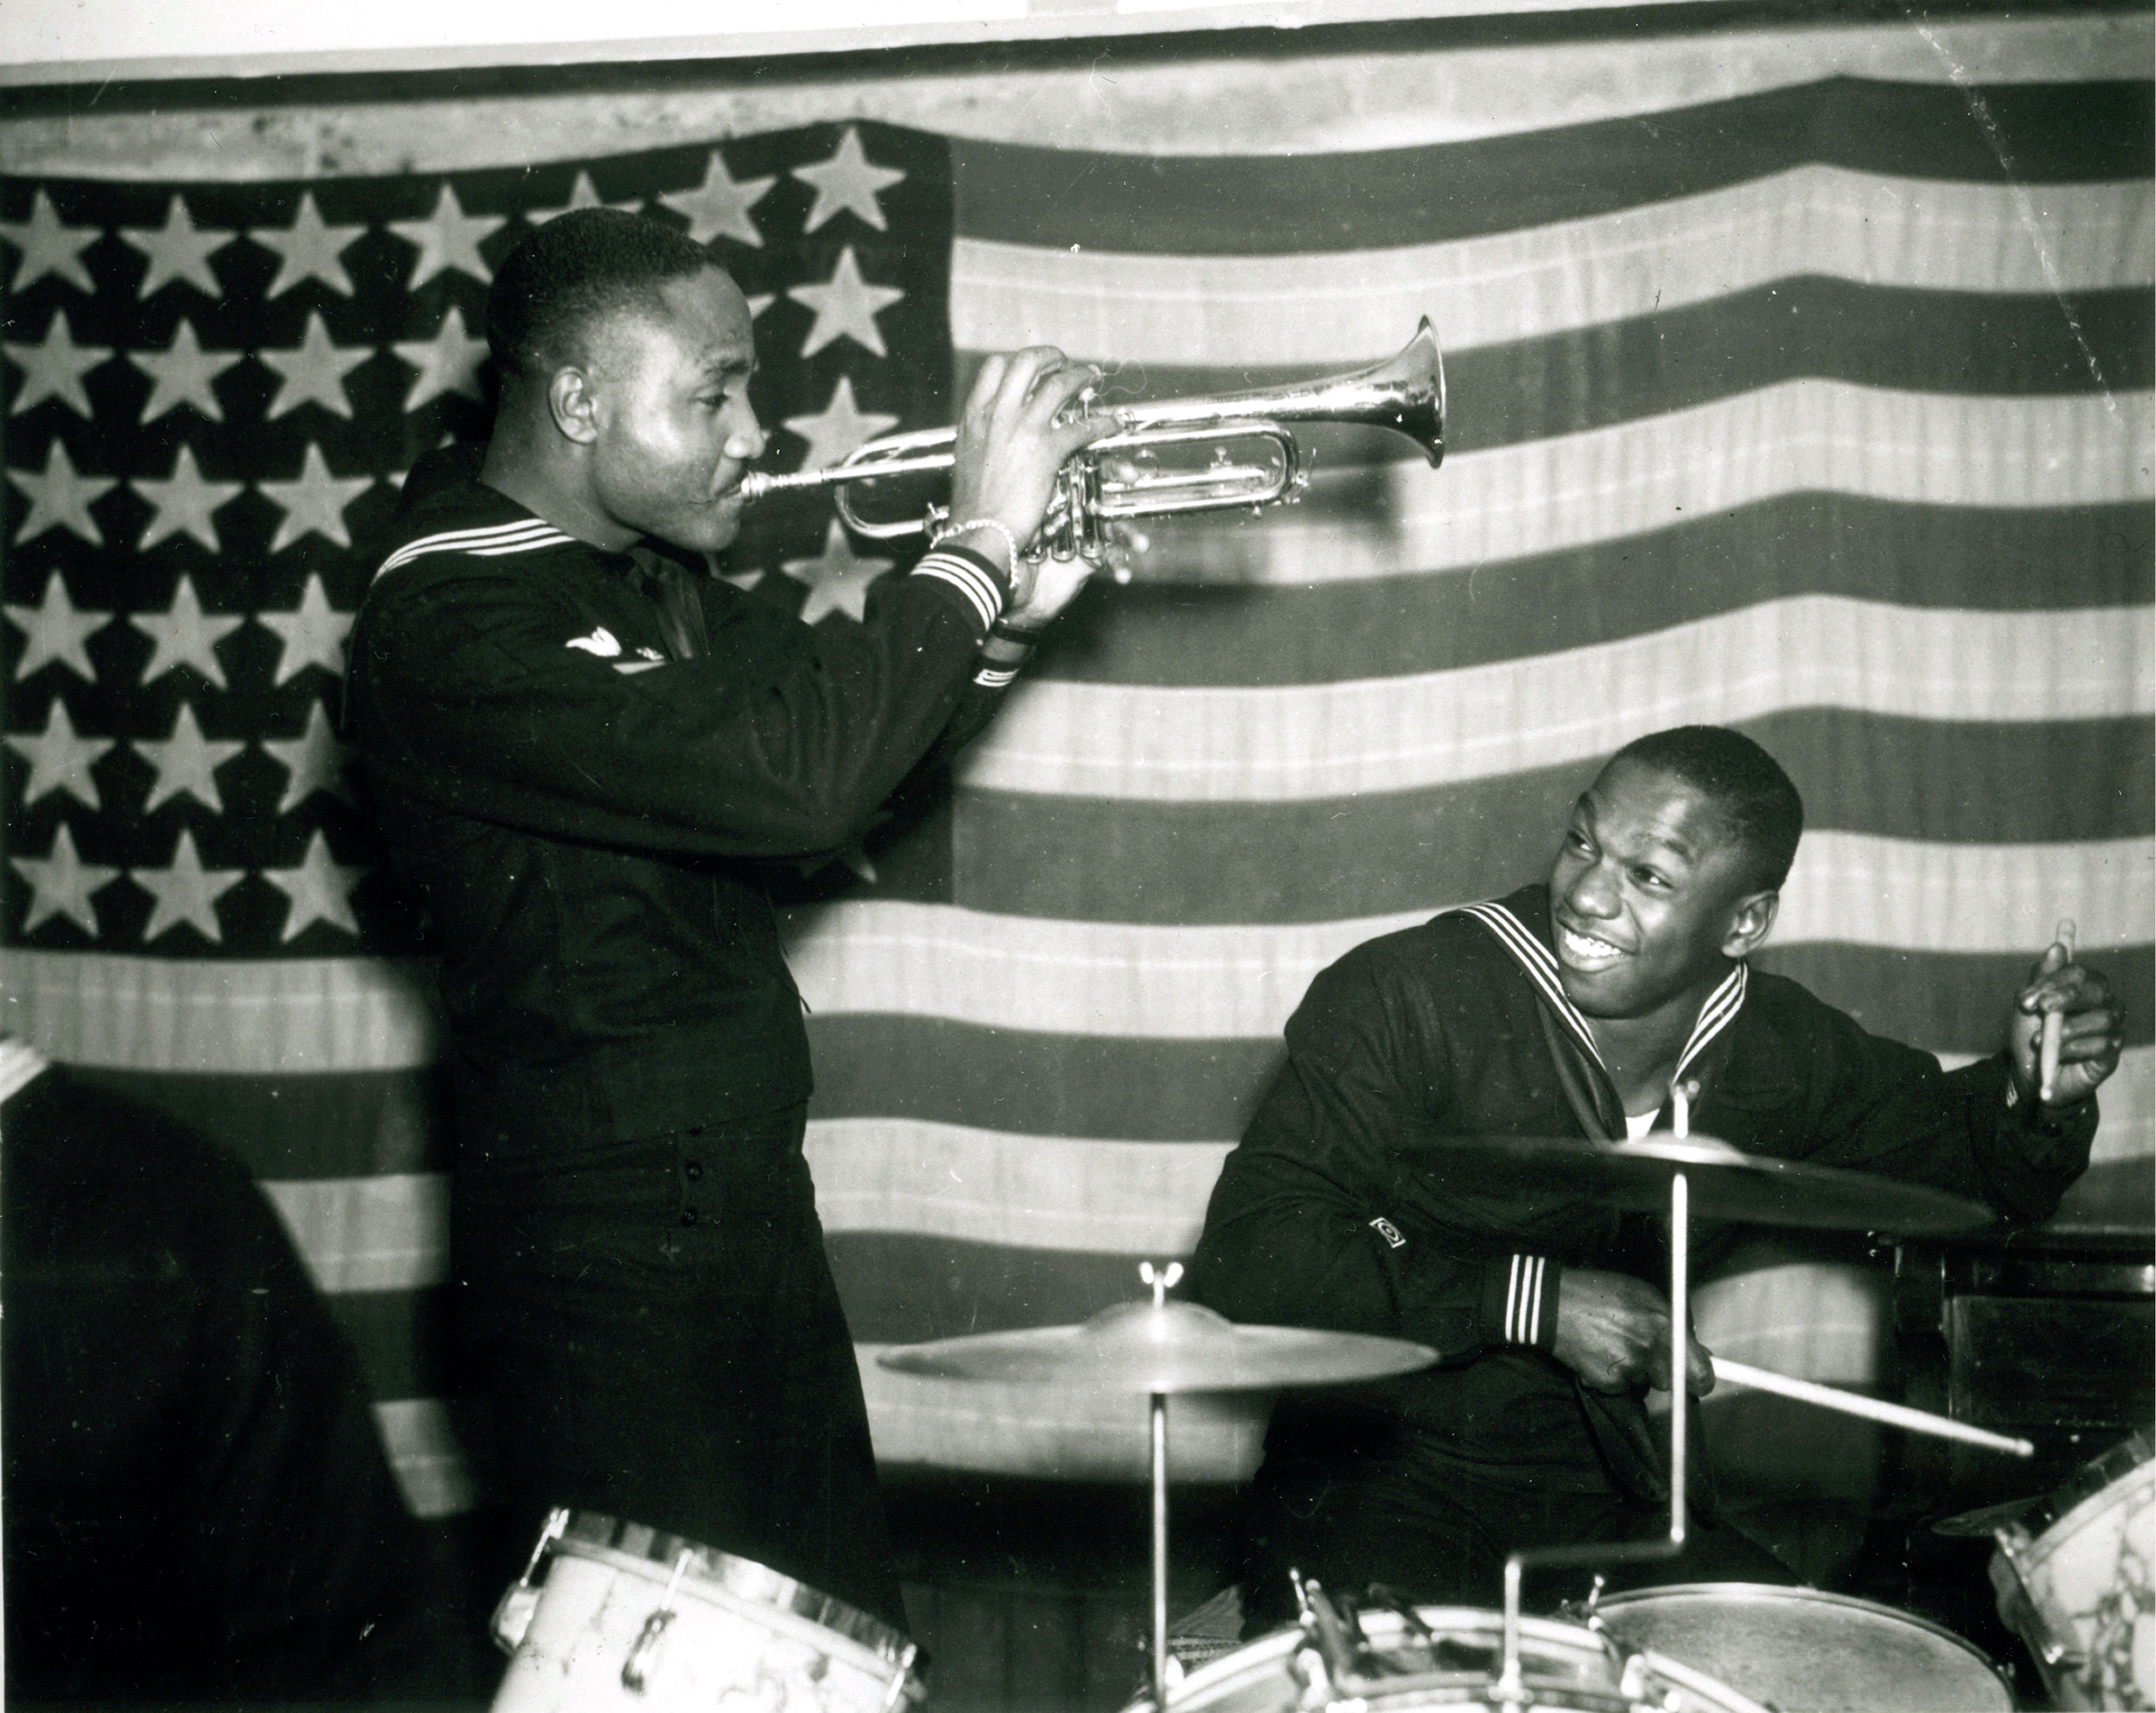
[486,207,722,381]
[1606,725,1805,891]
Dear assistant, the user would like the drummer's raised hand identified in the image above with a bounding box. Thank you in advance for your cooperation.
[1552,1268,1715,1397]
[2007,940,2122,1109]
[945,348,1110,616]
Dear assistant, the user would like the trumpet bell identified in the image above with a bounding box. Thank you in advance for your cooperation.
[1118,316,1445,470]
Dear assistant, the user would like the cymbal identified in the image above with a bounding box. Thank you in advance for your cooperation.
[876,1299,1437,1394]
[1398,1134,1993,1235]
[1932,1495,2045,1538]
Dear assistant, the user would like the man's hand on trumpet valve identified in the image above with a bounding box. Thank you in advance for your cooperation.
[946,348,1111,613]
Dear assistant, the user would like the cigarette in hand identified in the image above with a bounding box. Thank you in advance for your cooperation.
[2038,917,2077,1103]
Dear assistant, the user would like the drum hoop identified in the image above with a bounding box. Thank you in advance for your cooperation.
[1164,1609,1772,1713]
[2018,1454,2156,1570]
[549,1512,914,1667]
[1593,1582,1997,1668]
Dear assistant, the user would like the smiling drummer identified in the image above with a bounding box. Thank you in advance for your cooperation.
[1186,724,2122,1632]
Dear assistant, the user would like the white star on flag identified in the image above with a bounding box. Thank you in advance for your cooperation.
[133,444,245,553]
[260,573,353,684]
[2,190,98,294]
[120,194,234,300]
[262,311,372,420]
[134,827,245,944]
[785,375,899,472]
[659,151,775,247]
[394,304,489,413]
[264,829,364,941]
[253,191,366,298]
[6,573,111,684]
[12,822,120,937]
[261,443,374,553]
[9,440,116,546]
[794,128,906,233]
[6,310,115,419]
[129,319,240,424]
[6,697,113,810]
[524,171,644,227]
[789,247,904,360]
[138,701,246,814]
[788,519,894,625]
[132,573,246,688]
[264,699,355,811]
[390,184,505,290]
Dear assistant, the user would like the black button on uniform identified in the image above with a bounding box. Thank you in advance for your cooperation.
[680,1209,698,1226]
[685,1161,703,1182]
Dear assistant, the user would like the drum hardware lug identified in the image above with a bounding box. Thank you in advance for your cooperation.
[489,1505,570,1655]
[620,1549,694,1692]
[878,1642,919,1712]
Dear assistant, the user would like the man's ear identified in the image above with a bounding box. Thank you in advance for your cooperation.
[547,366,599,446]
[1722,889,1779,960]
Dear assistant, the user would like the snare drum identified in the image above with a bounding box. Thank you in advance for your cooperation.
[1132,1604,1766,1713]
[1590,1584,2011,1713]
[1990,1433,2155,1710]
[488,1510,924,1712]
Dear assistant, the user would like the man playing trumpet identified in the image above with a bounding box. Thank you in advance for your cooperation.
[348,208,1107,1628]
[1188,725,2122,1630]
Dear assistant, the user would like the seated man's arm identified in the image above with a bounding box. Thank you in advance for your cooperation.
[1185,948,1566,1365]
[1778,955,2117,1223]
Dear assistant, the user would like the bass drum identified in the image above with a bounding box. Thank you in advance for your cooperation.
[1990,1432,2155,1710]
[1135,1604,1767,1713]
[1589,1583,2011,1713]
[488,1510,924,1713]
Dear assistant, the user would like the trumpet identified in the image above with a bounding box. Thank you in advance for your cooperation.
[739,318,1445,565]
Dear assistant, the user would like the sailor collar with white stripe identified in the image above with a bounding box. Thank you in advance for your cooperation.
[1453,897,1748,1087]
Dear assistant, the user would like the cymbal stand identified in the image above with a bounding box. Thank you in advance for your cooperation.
[1141,1259,1181,1713]
[1495,1093,1700,1704]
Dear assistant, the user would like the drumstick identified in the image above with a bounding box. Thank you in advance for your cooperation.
[2038,918,2077,1104]
[1711,1358,2034,1457]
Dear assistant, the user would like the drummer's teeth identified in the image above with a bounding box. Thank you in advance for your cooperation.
[1560,925,1624,961]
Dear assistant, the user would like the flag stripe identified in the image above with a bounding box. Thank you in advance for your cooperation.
[961,707,2156,919]
[953,177,2154,367]
[1072,387,2155,591]
[2,953,441,1072]
[268,1037,2155,1316]
[953,716,2154,927]
[327,1284,458,1401]
[15,859,2150,1070]
[1030,501,2154,690]
[950,83,2153,257]
[957,599,2153,803]
[373,1399,480,1521]
[265,1172,449,1293]
[68,1064,449,1179]
[999,282,2154,459]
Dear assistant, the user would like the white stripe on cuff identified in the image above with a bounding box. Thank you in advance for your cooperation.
[1504,1253,1547,1344]
[974,664,1021,690]
[912,550,1003,632]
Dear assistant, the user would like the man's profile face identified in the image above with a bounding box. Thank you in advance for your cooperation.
[1547,758,1766,1020]
[581,267,763,553]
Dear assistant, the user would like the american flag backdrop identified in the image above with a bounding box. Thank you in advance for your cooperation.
[4,11,2151,1520]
